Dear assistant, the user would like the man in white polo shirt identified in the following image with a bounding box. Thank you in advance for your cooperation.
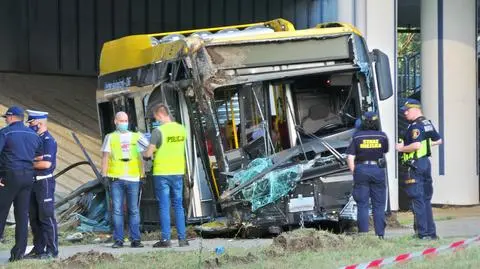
[101,111,148,248]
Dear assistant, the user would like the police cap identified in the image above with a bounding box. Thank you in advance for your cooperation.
[361,111,379,121]
[400,98,421,113]
[2,106,24,118]
[26,109,49,123]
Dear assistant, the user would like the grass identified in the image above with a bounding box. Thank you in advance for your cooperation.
[395,245,480,269]
[2,229,479,269]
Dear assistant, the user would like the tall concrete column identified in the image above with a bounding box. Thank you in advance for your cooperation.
[337,0,354,25]
[338,0,398,210]
[337,0,367,38]
[355,0,367,38]
[365,0,398,210]
[421,0,478,204]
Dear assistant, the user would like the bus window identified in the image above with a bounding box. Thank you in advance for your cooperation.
[289,72,360,141]
[214,87,240,151]
[98,101,115,138]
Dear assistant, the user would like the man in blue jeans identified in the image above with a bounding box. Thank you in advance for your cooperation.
[144,103,188,248]
[101,111,148,248]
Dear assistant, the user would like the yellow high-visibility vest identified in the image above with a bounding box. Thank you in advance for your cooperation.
[402,139,431,162]
[107,132,141,178]
[153,122,186,176]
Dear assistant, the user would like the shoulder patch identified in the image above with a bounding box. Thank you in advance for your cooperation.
[411,129,420,139]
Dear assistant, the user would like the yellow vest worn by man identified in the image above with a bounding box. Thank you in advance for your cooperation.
[153,122,186,176]
[107,132,142,178]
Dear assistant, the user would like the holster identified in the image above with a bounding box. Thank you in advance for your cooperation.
[378,158,386,168]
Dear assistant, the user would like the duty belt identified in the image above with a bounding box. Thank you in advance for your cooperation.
[35,174,53,180]
[356,160,378,165]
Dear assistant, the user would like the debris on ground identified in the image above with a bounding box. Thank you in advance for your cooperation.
[52,250,116,269]
[142,226,198,241]
[271,228,353,252]
[93,233,112,243]
[65,232,84,242]
[204,253,258,269]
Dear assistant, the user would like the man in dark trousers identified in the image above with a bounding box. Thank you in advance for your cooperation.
[0,106,42,262]
[397,99,442,240]
[24,110,59,259]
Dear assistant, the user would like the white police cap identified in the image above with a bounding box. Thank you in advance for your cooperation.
[26,109,49,122]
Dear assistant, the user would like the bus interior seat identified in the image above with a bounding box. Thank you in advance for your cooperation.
[301,103,342,134]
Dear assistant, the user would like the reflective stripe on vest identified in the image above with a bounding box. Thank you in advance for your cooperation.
[402,139,431,162]
[153,122,186,176]
[107,132,141,177]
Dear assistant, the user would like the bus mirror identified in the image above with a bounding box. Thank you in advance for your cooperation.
[372,49,393,101]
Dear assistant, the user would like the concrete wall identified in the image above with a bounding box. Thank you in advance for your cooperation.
[338,0,398,210]
[421,0,479,205]
[0,73,101,196]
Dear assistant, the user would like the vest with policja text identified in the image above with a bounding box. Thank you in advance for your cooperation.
[153,122,187,175]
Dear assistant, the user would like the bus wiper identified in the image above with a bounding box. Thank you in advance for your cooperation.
[337,86,356,121]
[338,110,356,121]
[295,125,347,166]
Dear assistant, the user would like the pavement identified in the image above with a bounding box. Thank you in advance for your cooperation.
[386,216,480,239]
[0,216,479,265]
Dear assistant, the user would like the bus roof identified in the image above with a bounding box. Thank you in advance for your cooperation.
[99,20,362,76]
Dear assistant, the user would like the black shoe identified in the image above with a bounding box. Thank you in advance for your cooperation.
[153,239,171,248]
[8,256,23,262]
[378,235,385,240]
[24,251,43,260]
[430,235,440,240]
[112,241,124,248]
[131,240,144,248]
[179,240,190,247]
[38,253,57,260]
[418,235,432,240]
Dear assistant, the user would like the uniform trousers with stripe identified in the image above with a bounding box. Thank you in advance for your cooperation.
[29,177,58,256]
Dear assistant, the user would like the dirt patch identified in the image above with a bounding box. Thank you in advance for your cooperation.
[271,228,352,252]
[52,250,116,269]
[385,213,403,228]
[142,226,197,241]
[204,253,257,269]
[367,212,403,229]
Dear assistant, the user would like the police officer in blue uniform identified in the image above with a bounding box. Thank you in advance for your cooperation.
[346,111,389,238]
[396,99,442,240]
[0,106,42,262]
[24,110,59,259]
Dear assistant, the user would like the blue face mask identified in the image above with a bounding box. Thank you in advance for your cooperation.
[117,123,129,132]
[29,125,39,133]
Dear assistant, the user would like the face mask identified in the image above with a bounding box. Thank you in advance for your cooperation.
[117,123,129,132]
[29,125,39,133]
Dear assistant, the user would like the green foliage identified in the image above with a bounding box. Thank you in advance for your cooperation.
[398,32,421,56]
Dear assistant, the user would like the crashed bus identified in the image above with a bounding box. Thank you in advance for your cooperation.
[96,19,394,235]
